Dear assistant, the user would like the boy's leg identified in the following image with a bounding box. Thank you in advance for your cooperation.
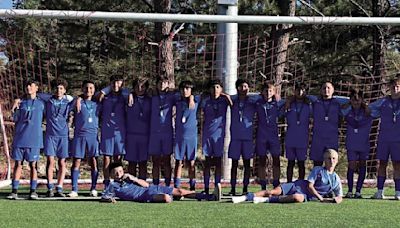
[103,155,111,189]
[55,158,67,197]
[272,155,281,188]
[128,162,138,177]
[187,160,196,191]
[214,157,222,188]
[298,160,306,180]
[151,194,172,203]
[346,160,356,197]
[28,161,38,200]
[162,155,172,186]
[258,155,267,190]
[11,160,23,195]
[232,186,283,203]
[46,155,55,195]
[69,158,81,197]
[174,160,183,188]
[152,155,161,185]
[243,159,251,194]
[203,156,211,194]
[89,156,99,196]
[230,160,239,195]
[393,161,400,200]
[355,160,367,196]
[138,161,147,180]
[287,160,295,183]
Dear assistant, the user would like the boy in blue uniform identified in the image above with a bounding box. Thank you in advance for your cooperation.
[8,80,45,200]
[173,81,199,190]
[342,89,372,199]
[256,83,284,190]
[229,79,258,195]
[232,149,343,204]
[100,75,127,189]
[125,78,151,180]
[369,78,400,199]
[284,83,311,182]
[44,78,75,197]
[101,162,221,203]
[68,80,101,197]
[201,79,232,194]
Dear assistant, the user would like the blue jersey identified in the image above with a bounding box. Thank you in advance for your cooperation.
[255,98,284,141]
[150,92,177,135]
[369,97,400,142]
[307,166,343,197]
[13,97,46,148]
[101,93,127,138]
[126,95,152,135]
[102,180,147,201]
[74,99,101,137]
[230,95,258,140]
[343,107,372,151]
[284,100,312,148]
[201,95,229,140]
[175,95,200,139]
[45,96,75,137]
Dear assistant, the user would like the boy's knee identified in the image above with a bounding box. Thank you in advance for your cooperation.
[164,194,172,203]
[293,194,304,203]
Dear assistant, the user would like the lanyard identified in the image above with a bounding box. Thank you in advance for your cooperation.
[53,98,65,119]
[294,101,304,125]
[111,94,122,115]
[181,97,190,123]
[136,96,145,117]
[237,97,246,122]
[351,107,362,130]
[25,98,36,121]
[83,99,94,116]
[263,101,273,124]
[321,99,332,121]
[211,97,220,118]
[390,97,400,123]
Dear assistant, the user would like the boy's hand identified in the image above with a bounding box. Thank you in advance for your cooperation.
[128,93,134,107]
[98,93,105,102]
[11,99,21,113]
[76,97,82,113]
[189,95,195,109]
[100,197,117,204]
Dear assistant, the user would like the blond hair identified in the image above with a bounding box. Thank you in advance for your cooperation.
[324,149,339,159]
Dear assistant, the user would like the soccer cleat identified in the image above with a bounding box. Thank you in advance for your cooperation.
[7,193,18,200]
[371,191,385,199]
[29,192,39,200]
[54,191,66,197]
[67,191,79,198]
[90,189,98,197]
[46,190,54,197]
[344,192,353,198]
[253,197,269,204]
[232,195,246,204]
[213,183,222,201]
[354,192,362,199]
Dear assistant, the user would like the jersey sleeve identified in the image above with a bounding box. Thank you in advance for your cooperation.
[333,174,343,197]
[277,99,286,117]
[307,166,321,184]
[101,182,116,200]
[340,104,352,117]
[368,98,385,118]
[306,95,318,103]
[333,95,350,105]
[37,92,52,102]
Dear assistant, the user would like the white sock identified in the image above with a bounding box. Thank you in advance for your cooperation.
[232,195,246,203]
[253,197,269,203]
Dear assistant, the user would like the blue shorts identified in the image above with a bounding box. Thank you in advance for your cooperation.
[202,136,224,157]
[280,180,311,201]
[310,139,338,162]
[143,185,174,202]
[376,141,400,162]
[347,149,369,161]
[228,140,254,160]
[256,139,280,157]
[12,147,40,162]
[44,136,69,158]
[71,136,99,159]
[148,133,173,156]
[175,137,197,161]
[286,147,307,161]
[125,134,149,162]
[100,132,126,156]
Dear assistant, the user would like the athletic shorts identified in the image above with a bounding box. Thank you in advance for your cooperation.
[175,137,197,161]
[100,131,126,156]
[347,149,369,161]
[256,139,280,157]
[12,147,40,162]
[44,136,69,158]
[310,139,338,162]
[202,136,224,157]
[228,140,254,160]
[125,134,149,162]
[148,133,173,156]
[280,180,311,202]
[286,147,307,161]
[376,141,400,162]
[143,185,174,202]
[71,136,99,159]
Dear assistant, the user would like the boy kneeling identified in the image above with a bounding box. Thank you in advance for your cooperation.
[101,162,221,203]
[232,149,343,204]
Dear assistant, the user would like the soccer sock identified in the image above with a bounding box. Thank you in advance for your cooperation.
[230,178,237,191]
[165,177,171,187]
[189,179,196,190]
[245,192,254,201]
[269,196,280,203]
[377,176,386,190]
[103,179,110,189]
[11,180,20,192]
[356,166,366,193]
[272,179,280,188]
[71,169,80,192]
[90,170,99,190]
[243,177,250,189]
[153,178,159,186]
[259,179,267,190]
[204,174,210,191]
[394,179,400,192]
[347,168,355,193]
[215,175,221,185]
[56,185,63,193]
[174,178,181,188]
[47,183,54,190]
[30,180,38,192]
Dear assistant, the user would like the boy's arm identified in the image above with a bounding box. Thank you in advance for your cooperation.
[100,183,117,203]
[123,174,149,188]
[221,92,233,107]
[368,98,385,118]
[307,181,325,202]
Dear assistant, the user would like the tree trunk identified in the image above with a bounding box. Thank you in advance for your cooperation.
[153,0,175,88]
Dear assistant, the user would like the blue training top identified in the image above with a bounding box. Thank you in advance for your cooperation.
[284,100,312,148]
[102,180,148,202]
[201,95,229,141]
[255,98,285,142]
[369,96,400,142]
[126,95,152,135]
[307,166,343,198]
[175,95,200,140]
[74,99,101,137]
[230,94,258,141]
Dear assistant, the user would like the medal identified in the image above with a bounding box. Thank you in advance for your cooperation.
[88,117,93,123]
[182,116,186,123]
[55,118,58,121]
[297,120,300,125]
[324,116,329,121]
[354,128,358,134]
[140,112,143,117]
[393,115,397,123]
[111,112,115,117]
[160,110,164,117]
[239,111,243,122]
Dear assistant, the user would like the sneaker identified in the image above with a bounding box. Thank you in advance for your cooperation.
[90,189,98,197]
[46,190,54,197]
[232,195,246,204]
[213,183,222,201]
[354,192,362,199]
[253,197,269,204]
[7,193,18,200]
[54,192,66,197]
[67,191,78,198]
[371,191,385,199]
[344,192,353,198]
[226,190,236,196]
[29,192,39,200]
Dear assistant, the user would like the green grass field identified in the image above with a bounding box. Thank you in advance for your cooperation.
[0,187,399,227]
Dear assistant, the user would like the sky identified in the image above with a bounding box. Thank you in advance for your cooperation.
[0,0,12,9]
